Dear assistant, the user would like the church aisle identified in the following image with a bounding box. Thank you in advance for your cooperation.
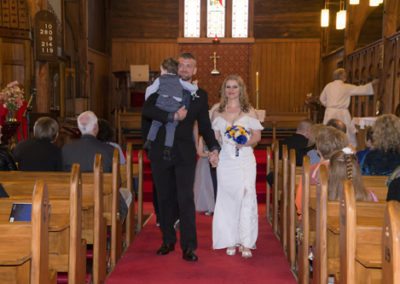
[106,204,296,284]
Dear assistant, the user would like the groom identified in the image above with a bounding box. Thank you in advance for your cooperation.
[142,53,220,261]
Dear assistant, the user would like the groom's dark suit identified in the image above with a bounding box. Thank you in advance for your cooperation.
[142,89,219,251]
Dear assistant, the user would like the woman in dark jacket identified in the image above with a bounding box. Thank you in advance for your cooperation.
[361,114,400,176]
[0,144,17,171]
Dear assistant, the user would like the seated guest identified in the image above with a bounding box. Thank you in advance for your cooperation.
[62,111,128,220]
[62,111,114,172]
[296,126,348,217]
[307,119,347,165]
[280,119,313,166]
[97,118,126,165]
[13,117,62,171]
[0,126,17,171]
[306,124,324,165]
[328,148,377,201]
[356,126,373,166]
[267,119,313,187]
[361,114,400,175]
[327,118,347,134]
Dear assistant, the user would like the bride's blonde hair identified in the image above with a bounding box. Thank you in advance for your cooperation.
[217,75,251,113]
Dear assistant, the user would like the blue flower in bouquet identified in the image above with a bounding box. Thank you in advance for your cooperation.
[225,125,250,156]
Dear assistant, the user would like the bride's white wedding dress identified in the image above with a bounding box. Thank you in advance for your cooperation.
[212,115,263,250]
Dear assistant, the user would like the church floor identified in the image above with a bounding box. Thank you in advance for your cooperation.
[106,203,296,284]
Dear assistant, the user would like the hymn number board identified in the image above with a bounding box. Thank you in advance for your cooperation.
[34,10,57,62]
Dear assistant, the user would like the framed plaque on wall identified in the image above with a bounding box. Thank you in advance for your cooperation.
[34,10,58,62]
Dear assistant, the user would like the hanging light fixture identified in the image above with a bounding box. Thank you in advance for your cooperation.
[349,0,359,4]
[321,6,330,28]
[336,1,346,30]
[369,0,380,6]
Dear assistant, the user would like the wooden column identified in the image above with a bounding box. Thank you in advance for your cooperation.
[27,0,51,113]
[381,0,399,113]
[79,0,89,98]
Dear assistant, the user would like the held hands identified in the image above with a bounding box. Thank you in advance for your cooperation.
[208,150,219,168]
[174,106,187,121]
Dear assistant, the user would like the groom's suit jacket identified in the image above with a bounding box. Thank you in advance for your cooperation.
[142,89,219,164]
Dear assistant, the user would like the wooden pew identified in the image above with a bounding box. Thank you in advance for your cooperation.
[288,149,296,272]
[339,179,385,284]
[0,166,87,282]
[0,149,127,271]
[93,154,107,284]
[0,180,55,284]
[266,146,272,223]
[65,164,87,284]
[382,201,400,284]
[120,143,135,245]
[312,165,386,283]
[273,140,280,237]
[280,145,289,251]
[0,156,110,283]
[297,155,310,284]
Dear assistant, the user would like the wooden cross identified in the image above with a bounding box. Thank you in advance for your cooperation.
[210,51,220,75]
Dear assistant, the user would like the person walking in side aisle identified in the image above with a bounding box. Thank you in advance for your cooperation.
[320,68,377,147]
[13,116,62,171]
[142,52,220,262]
[193,122,215,215]
[143,57,198,161]
[211,75,263,258]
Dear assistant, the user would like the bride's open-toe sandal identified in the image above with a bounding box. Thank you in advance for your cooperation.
[241,247,252,258]
[226,247,236,256]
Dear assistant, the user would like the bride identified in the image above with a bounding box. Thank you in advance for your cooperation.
[211,74,263,258]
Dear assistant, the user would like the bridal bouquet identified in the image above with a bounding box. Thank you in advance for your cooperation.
[225,125,250,157]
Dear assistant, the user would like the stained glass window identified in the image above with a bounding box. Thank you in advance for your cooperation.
[232,0,248,38]
[184,0,201,38]
[207,0,225,38]
[182,0,250,40]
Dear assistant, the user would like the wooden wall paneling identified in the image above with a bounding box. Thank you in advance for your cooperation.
[0,38,32,92]
[252,39,320,113]
[88,49,110,119]
[111,39,179,72]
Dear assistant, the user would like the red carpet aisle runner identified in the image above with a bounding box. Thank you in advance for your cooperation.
[106,205,296,284]
[133,149,268,203]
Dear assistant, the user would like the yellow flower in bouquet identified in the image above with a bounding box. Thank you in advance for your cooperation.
[0,81,25,112]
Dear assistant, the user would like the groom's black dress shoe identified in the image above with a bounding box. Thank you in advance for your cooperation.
[156,243,175,255]
[182,249,198,262]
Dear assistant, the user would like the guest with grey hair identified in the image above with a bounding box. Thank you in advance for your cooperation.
[320,68,378,147]
[13,116,62,171]
[62,111,128,220]
[62,111,114,172]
